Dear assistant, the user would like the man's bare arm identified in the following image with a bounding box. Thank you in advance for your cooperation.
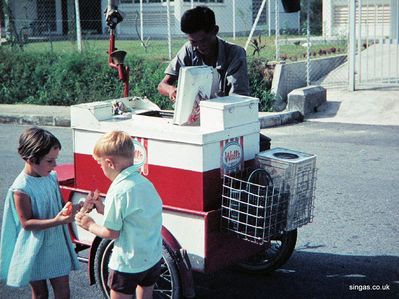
[158,74,178,102]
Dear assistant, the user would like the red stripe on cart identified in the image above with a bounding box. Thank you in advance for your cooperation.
[74,153,223,211]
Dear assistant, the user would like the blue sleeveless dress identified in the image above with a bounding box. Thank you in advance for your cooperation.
[0,171,80,287]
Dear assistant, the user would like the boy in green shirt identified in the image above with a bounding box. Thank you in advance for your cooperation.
[76,131,162,299]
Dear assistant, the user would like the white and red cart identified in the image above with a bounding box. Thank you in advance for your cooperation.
[56,95,314,298]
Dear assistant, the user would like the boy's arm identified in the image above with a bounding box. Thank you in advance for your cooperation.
[87,222,120,240]
[80,189,104,214]
[75,212,120,239]
[93,197,105,214]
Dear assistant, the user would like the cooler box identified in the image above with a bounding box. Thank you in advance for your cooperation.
[200,95,259,130]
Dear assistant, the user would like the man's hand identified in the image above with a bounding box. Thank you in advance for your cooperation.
[168,87,177,102]
[158,74,178,102]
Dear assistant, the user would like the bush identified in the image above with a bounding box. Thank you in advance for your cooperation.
[127,58,173,110]
[0,49,40,103]
[0,48,273,111]
[248,57,275,112]
[0,48,115,105]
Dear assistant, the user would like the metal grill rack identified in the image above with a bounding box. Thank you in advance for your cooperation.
[221,174,289,245]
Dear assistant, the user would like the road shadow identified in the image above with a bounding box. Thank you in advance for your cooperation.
[193,251,399,299]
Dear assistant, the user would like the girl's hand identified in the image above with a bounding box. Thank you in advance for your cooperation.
[62,202,82,217]
[75,211,95,231]
[55,209,75,224]
[61,202,73,216]
[73,202,83,215]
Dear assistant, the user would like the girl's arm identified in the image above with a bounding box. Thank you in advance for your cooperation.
[14,191,74,231]
[75,212,120,239]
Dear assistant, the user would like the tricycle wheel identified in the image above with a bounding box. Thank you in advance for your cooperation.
[237,229,297,273]
[94,239,182,298]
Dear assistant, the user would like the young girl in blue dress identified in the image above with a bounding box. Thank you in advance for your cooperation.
[0,127,80,298]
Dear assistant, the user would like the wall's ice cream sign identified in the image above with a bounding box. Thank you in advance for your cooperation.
[220,137,244,176]
[132,138,148,175]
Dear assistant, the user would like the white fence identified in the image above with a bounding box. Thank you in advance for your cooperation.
[349,0,399,89]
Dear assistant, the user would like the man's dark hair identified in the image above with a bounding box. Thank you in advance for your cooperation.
[181,6,216,34]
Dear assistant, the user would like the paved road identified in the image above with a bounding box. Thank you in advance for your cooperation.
[194,122,399,299]
[0,123,398,299]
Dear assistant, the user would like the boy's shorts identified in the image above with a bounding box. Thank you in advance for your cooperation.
[108,259,162,295]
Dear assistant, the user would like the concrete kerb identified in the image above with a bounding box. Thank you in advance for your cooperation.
[0,113,71,127]
[259,111,303,128]
[0,106,303,129]
[0,104,71,127]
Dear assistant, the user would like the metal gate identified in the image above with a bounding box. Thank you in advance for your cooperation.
[348,0,399,90]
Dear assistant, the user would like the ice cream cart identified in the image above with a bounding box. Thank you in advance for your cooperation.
[56,92,316,299]
[53,2,317,297]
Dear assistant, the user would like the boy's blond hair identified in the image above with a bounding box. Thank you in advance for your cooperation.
[93,131,134,160]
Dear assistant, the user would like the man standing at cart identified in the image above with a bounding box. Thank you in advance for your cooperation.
[158,5,250,101]
[158,5,270,150]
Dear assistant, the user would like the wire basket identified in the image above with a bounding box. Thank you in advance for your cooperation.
[220,172,289,245]
[220,167,316,245]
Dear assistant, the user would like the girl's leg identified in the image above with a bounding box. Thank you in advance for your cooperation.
[49,275,70,299]
[136,285,155,299]
[110,290,134,299]
[29,280,48,299]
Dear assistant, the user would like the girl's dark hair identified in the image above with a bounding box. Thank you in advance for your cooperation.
[18,127,62,164]
[181,6,216,34]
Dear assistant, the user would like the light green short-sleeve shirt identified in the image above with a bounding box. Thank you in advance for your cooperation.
[103,165,163,273]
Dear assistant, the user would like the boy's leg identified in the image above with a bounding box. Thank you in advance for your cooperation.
[136,285,155,299]
[108,269,136,299]
[49,275,70,299]
[136,259,161,299]
[110,290,134,299]
[108,260,161,299]
[29,279,49,299]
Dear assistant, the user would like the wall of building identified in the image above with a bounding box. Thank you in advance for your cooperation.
[323,0,394,39]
